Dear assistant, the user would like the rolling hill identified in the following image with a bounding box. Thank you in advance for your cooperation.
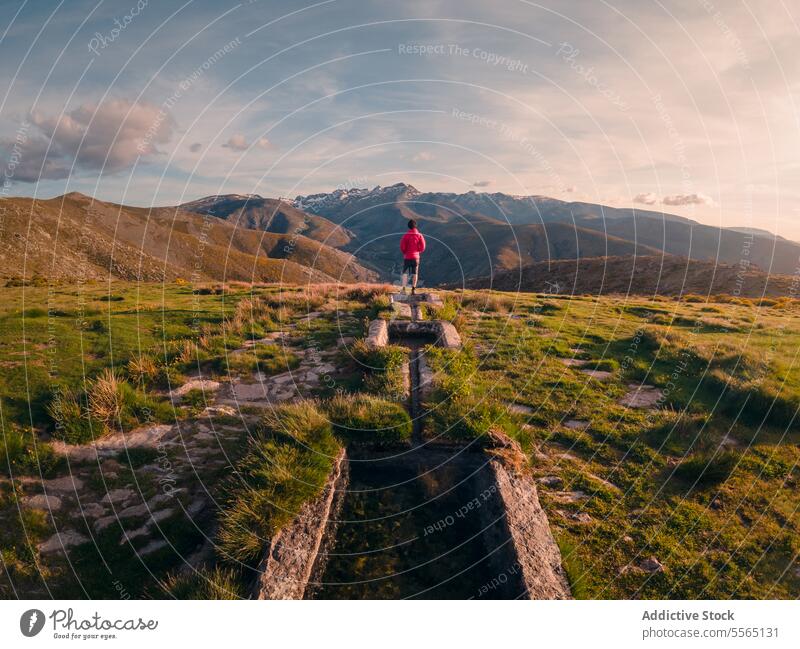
[178,194,352,248]
[0,193,374,284]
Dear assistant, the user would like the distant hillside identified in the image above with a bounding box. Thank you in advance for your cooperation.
[295,184,800,283]
[456,255,799,297]
[178,194,352,248]
[0,193,374,284]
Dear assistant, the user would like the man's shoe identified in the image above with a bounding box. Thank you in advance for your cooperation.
[411,287,416,295]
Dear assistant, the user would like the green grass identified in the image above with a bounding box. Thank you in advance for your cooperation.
[352,340,408,399]
[453,288,800,598]
[671,451,739,488]
[2,283,800,599]
[216,401,341,565]
[326,394,412,444]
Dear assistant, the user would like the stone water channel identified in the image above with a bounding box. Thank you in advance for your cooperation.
[256,293,572,600]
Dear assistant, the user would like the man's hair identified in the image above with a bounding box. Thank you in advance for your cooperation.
[407,219,417,229]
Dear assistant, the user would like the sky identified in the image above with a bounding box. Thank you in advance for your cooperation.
[0,0,798,238]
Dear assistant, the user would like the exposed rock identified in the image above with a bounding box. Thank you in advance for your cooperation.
[38,530,89,555]
[54,425,175,461]
[101,488,135,504]
[564,419,590,430]
[150,508,175,524]
[80,503,106,518]
[580,369,614,381]
[118,503,149,519]
[202,404,237,418]
[94,515,119,533]
[505,402,534,415]
[560,358,589,367]
[100,458,122,473]
[138,540,168,556]
[619,384,663,409]
[537,476,564,489]
[558,510,592,524]
[549,490,589,503]
[487,428,524,456]
[41,475,84,493]
[23,494,62,511]
[170,378,220,399]
[120,525,151,544]
[639,556,665,573]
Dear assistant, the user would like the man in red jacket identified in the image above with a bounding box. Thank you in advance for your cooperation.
[400,219,426,295]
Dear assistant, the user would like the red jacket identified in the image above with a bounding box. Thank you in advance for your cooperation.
[400,228,426,260]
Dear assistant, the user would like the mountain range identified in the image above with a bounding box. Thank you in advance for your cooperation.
[2,183,798,293]
[292,183,800,286]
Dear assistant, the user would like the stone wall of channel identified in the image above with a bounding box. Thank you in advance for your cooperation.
[488,457,572,599]
[254,448,349,600]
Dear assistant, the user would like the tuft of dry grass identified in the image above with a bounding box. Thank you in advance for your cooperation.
[88,369,123,425]
[128,354,159,385]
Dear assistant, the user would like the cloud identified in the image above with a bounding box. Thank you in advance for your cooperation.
[472,179,492,187]
[2,99,174,183]
[223,134,270,151]
[412,151,433,162]
[564,185,576,193]
[32,99,173,168]
[0,136,70,182]
[633,192,658,205]
[189,142,202,152]
[662,193,715,206]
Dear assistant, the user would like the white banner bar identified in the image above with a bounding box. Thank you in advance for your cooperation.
[2,600,798,648]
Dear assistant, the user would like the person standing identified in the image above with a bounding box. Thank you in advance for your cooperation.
[400,219,426,295]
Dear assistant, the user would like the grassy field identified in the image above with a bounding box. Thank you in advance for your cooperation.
[1,281,799,598]
[426,290,800,598]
